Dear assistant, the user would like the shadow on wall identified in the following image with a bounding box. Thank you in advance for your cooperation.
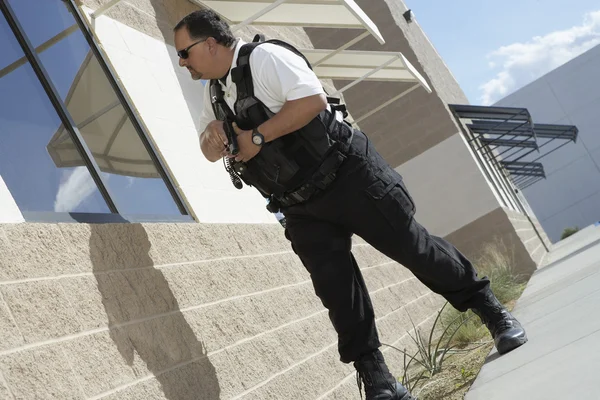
[89,223,221,399]
[150,0,207,134]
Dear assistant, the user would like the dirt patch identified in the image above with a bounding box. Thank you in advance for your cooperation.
[408,341,493,399]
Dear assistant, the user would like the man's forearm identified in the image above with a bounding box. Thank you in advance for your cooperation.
[258,94,327,143]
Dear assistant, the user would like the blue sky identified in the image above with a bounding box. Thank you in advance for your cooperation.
[405,0,600,105]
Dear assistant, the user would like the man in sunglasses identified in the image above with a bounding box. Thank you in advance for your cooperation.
[174,9,527,400]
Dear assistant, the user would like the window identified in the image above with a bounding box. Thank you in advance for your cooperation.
[0,0,190,221]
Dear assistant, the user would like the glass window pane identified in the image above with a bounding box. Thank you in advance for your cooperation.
[8,0,184,216]
[0,11,110,214]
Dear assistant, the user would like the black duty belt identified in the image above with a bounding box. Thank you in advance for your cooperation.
[268,149,347,211]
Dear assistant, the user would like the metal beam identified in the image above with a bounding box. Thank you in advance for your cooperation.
[90,0,123,19]
[312,31,370,67]
[230,0,288,32]
[331,54,401,96]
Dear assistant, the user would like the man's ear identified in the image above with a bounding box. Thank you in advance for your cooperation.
[206,37,218,55]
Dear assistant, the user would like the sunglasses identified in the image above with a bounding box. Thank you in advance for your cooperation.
[177,39,206,59]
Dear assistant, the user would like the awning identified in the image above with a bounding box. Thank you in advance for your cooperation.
[185,0,432,124]
[191,0,384,44]
[501,161,546,189]
[449,104,533,124]
[449,104,578,189]
[47,52,160,178]
[300,49,431,96]
[84,0,432,146]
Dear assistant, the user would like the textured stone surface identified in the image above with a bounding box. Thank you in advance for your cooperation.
[161,253,308,309]
[240,346,352,400]
[362,262,413,293]
[0,345,84,399]
[0,224,89,281]
[59,276,108,331]
[1,281,81,343]
[444,207,541,276]
[185,283,324,353]
[63,331,140,397]
[0,294,22,353]
[0,371,12,400]
[100,379,165,400]
[0,220,443,399]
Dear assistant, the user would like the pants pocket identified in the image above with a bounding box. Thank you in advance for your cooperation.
[364,168,416,218]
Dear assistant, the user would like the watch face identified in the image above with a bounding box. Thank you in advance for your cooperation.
[252,133,263,145]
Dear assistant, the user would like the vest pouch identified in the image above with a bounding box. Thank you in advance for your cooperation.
[248,141,301,186]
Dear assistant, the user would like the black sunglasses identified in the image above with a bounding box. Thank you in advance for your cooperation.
[177,39,206,59]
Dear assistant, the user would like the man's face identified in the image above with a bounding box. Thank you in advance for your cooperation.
[174,27,212,80]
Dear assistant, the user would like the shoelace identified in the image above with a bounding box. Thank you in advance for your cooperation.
[481,310,513,336]
[355,369,373,400]
[356,371,363,400]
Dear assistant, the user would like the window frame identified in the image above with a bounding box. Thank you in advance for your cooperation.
[0,0,194,223]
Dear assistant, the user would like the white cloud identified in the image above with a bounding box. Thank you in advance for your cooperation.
[54,167,101,212]
[479,10,600,105]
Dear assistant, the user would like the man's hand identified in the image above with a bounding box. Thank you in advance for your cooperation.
[231,122,261,162]
[200,120,230,162]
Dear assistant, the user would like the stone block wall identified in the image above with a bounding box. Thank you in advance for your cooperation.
[445,207,549,277]
[504,208,551,267]
[0,222,443,399]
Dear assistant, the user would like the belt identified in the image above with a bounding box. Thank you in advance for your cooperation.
[268,149,346,211]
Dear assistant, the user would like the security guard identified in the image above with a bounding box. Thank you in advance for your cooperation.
[174,10,527,400]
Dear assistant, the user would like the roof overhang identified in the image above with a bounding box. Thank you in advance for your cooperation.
[300,49,432,96]
[86,0,432,126]
[185,0,432,124]
[501,161,546,189]
[449,104,579,189]
[190,0,385,44]
[449,104,533,124]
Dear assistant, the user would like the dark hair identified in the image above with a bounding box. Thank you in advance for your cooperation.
[174,9,236,47]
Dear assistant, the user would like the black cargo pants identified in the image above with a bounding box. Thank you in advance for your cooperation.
[281,126,491,364]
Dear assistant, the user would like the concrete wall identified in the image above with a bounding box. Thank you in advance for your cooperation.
[305,0,470,169]
[445,207,549,277]
[0,176,23,224]
[0,222,443,399]
[395,133,501,237]
[493,44,600,242]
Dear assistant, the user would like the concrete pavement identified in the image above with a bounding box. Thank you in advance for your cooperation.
[465,224,600,400]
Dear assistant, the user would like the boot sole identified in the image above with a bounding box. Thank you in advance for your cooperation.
[497,333,528,355]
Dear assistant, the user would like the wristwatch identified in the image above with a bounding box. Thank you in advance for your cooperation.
[252,128,265,147]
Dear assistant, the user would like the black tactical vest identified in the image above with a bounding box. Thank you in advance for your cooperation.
[210,35,352,209]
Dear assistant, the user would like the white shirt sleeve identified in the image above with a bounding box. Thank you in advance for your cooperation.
[197,82,216,136]
[250,44,325,107]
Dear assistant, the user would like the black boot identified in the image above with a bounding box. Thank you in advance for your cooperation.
[354,349,415,400]
[471,290,528,355]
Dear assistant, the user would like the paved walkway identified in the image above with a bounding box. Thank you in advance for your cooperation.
[465,224,600,400]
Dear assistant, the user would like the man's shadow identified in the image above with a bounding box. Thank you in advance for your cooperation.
[89,223,221,399]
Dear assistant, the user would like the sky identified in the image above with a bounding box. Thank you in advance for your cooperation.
[405,0,600,105]
[0,0,181,216]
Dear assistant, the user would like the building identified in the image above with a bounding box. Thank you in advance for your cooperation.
[0,0,554,398]
[493,44,600,243]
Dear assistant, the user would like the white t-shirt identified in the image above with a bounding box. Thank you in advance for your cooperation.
[197,38,327,134]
